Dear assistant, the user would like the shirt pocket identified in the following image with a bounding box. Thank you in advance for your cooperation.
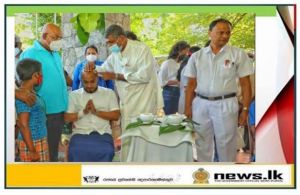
[220,64,236,78]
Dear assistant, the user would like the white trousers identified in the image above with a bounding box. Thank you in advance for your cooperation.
[192,96,239,162]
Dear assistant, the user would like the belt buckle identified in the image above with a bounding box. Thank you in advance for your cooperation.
[208,97,214,101]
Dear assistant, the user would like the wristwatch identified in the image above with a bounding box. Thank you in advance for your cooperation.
[243,107,248,111]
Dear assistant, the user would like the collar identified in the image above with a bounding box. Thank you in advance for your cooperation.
[33,40,56,53]
[79,87,99,95]
[204,45,229,54]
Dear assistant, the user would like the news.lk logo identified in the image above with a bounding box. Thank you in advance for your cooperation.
[214,170,283,182]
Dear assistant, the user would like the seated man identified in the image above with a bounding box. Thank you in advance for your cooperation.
[64,71,120,162]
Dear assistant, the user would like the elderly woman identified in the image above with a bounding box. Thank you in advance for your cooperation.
[72,45,114,91]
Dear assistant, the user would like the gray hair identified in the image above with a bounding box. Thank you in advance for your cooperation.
[104,25,126,39]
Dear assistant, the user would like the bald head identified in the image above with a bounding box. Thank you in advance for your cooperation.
[40,23,62,51]
[81,70,98,93]
[41,23,62,37]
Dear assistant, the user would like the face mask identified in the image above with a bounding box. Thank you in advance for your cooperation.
[15,48,20,57]
[109,38,123,53]
[86,54,97,62]
[37,75,43,85]
[178,54,186,62]
[49,40,62,51]
[46,36,62,51]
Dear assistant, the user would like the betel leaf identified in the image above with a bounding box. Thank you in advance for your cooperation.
[78,13,100,33]
[183,118,200,126]
[76,18,89,46]
[98,13,106,35]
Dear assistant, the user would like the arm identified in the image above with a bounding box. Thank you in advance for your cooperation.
[165,80,180,87]
[184,78,197,119]
[64,92,89,123]
[97,110,120,121]
[18,112,40,162]
[64,112,80,123]
[123,46,155,84]
[238,75,252,126]
[64,70,73,87]
[64,99,90,123]
[15,88,36,107]
[98,72,127,82]
[72,64,81,91]
[90,90,120,121]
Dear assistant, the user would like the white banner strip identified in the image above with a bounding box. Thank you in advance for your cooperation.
[81,164,293,187]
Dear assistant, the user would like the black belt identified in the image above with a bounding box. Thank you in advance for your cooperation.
[197,93,236,101]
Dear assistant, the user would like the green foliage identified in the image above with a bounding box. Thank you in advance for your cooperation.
[131,13,255,56]
[71,13,105,46]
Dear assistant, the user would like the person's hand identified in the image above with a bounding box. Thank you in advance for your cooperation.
[184,107,193,119]
[15,88,36,107]
[98,72,115,80]
[238,110,248,126]
[89,100,97,115]
[177,81,181,87]
[30,150,40,162]
[83,100,90,115]
[84,61,96,72]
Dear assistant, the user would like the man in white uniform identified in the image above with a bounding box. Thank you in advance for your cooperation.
[64,71,120,162]
[86,25,164,161]
[184,19,253,162]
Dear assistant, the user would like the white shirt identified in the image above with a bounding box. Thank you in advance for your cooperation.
[66,87,119,135]
[158,58,180,87]
[96,39,164,128]
[184,45,254,96]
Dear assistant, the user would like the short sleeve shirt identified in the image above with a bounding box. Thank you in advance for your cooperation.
[67,87,120,135]
[15,94,47,141]
[184,45,254,96]
[158,59,180,87]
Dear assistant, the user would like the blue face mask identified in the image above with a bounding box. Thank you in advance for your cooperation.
[109,38,123,53]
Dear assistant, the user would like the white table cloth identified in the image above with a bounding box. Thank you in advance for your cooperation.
[118,124,194,162]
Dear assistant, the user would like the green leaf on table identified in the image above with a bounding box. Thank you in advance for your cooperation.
[78,13,100,33]
[159,125,186,135]
[183,118,200,126]
[76,18,89,46]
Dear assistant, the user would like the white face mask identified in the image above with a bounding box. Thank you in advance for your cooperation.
[86,54,97,62]
[49,40,62,51]
[15,48,20,57]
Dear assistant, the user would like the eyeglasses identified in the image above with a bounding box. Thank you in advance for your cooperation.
[48,34,62,40]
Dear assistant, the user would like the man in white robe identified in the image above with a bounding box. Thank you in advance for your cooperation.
[86,25,164,161]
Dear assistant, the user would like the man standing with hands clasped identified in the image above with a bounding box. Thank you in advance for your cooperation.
[184,19,253,162]
[85,25,164,162]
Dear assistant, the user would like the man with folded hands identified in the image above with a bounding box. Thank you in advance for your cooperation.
[64,71,120,162]
[184,19,253,162]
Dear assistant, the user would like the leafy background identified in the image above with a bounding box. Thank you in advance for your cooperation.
[131,13,255,57]
[15,13,254,58]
